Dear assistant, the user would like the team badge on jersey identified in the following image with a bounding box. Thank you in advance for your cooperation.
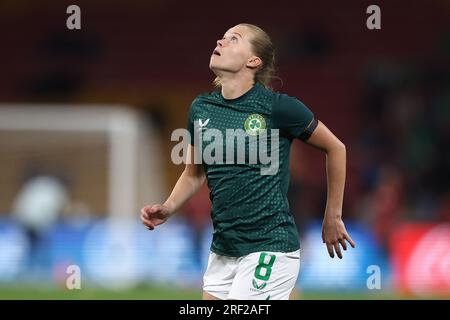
[244,114,266,136]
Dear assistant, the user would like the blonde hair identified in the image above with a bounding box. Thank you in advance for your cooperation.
[213,23,276,89]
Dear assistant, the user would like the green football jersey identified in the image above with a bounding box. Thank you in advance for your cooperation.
[187,82,317,257]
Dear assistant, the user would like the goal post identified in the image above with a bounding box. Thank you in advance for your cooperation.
[0,104,165,218]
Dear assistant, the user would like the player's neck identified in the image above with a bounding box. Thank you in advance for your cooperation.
[219,73,255,100]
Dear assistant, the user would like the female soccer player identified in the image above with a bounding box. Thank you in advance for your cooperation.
[140,23,355,300]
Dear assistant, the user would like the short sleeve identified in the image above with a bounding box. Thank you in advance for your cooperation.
[187,102,195,145]
[187,97,202,145]
[272,93,318,141]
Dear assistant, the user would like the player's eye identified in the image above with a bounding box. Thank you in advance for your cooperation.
[231,36,238,42]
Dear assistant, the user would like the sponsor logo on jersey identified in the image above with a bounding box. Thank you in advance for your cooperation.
[252,278,267,290]
[197,119,210,131]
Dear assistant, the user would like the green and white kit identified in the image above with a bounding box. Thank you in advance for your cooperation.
[187,82,317,299]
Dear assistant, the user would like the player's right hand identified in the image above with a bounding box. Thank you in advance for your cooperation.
[140,204,171,230]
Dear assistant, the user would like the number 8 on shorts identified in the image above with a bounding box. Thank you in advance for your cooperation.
[254,253,276,281]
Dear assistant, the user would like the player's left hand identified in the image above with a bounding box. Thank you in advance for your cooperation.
[322,216,355,259]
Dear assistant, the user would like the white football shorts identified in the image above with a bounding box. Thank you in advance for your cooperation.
[203,249,300,300]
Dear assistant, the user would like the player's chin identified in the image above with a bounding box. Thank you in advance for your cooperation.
[209,63,233,75]
[209,55,226,68]
[209,59,219,70]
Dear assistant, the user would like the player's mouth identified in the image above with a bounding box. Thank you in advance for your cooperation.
[212,49,221,56]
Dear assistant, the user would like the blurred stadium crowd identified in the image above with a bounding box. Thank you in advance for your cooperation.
[0,1,448,298]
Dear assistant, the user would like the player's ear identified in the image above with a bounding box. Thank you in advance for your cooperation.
[246,56,262,69]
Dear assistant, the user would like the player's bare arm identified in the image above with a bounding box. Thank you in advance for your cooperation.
[140,144,206,230]
[305,120,356,259]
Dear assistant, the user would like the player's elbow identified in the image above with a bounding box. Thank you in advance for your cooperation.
[327,140,346,154]
[337,141,346,151]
